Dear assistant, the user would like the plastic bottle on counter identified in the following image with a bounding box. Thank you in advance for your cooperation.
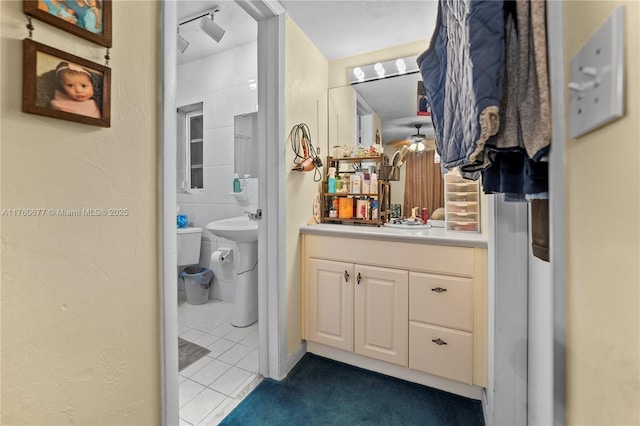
[371,200,379,220]
[351,173,361,194]
[342,174,349,193]
[356,198,369,219]
[335,174,342,192]
[362,171,371,194]
[233,174,241,192]
[370,173,378,194]
[328,167,336,193]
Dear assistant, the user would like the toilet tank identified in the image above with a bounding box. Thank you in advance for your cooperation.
[177,227,202,266]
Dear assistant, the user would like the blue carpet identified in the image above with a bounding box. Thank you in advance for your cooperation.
[220,353,485,425]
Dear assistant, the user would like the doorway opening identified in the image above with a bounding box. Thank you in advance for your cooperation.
[161,1,287,424]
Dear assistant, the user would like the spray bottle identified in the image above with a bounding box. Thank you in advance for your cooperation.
[328,167,336,193]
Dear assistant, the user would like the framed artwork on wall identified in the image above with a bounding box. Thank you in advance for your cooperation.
[23,0,112,48]
[22,39,111,127]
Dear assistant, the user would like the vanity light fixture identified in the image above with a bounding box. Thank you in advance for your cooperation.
[348,55,419,85]
[353,67,365,82]
[176,6,225,54]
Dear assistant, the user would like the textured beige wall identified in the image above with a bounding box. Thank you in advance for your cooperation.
[565,2,640,424]
[1,1,161,424]
[285,16,329,356]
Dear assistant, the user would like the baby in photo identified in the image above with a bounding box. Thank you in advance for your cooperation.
[50,61,101,118]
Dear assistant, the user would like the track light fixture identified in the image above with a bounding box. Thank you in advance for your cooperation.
[177,27,189,54]
[176,6,225,54]
[199,12,225,43]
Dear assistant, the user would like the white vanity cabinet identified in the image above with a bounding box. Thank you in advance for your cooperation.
[302,232,487,394]
[306,259,408,366]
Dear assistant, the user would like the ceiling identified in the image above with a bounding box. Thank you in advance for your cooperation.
[176,0,439,142]
[176,1,257,65]
[281,0,438,143]
[279,1,437,61]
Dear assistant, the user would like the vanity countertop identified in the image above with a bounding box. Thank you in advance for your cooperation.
[300,223,488,248]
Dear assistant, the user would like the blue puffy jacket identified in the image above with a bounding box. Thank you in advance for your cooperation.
[418,0,505,171]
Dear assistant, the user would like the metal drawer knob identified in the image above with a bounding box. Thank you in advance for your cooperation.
[344,271,349,282]
[431,287,447,293]
[432,338,448,346]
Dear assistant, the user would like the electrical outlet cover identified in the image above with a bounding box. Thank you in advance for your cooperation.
[568,6,624,139]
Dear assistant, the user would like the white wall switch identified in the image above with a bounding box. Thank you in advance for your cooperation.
[568,6,625,139]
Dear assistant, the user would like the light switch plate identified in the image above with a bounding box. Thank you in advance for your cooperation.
[568,6,625,139]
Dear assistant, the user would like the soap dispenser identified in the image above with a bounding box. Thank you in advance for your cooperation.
[233,173,241,193]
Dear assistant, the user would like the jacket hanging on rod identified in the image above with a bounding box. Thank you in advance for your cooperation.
[417,0,506,173]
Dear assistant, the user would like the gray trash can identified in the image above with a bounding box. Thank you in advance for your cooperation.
[180,267,214,305]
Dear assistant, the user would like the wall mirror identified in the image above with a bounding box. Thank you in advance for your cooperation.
[327,66,444,219]
[234,112,258,178]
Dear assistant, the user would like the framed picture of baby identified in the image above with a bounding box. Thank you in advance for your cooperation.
[23,0,112,48]
[22,39,111,127]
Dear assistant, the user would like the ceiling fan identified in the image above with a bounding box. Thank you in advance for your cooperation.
[408,123,431,151]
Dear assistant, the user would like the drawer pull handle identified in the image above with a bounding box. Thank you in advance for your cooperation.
[344,271,349,282]
[432,338,448,346]
[357,272,362,285]
[431,287,447,293]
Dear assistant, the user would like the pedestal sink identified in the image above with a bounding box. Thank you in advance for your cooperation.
[205,215,258,243]
[205,215,258,327]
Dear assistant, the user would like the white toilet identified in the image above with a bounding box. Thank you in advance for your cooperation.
[177,227,203,266]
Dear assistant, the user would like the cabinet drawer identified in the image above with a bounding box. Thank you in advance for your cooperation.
[409,272,473,332]
[409,323,473,384]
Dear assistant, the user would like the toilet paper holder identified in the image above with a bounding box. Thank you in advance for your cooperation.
[212,247,233,264]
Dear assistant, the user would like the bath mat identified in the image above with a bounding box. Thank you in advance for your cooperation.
[220,353,485,425]
[178,337,210,372]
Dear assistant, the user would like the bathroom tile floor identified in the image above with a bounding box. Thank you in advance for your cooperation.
[178,292,262,425]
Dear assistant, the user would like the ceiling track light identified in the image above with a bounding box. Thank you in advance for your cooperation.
[199,10,225,43]
[177,27,189,54]
[176,6,225,54]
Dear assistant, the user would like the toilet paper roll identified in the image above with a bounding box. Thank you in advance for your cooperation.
[211,249,231,264]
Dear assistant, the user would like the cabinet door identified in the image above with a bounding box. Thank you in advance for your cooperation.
[306,258,354,352]
[354,265,408,366]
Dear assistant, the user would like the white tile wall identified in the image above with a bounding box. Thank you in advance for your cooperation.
[176,42,259,288]
[177,42,261,426]
[177,42,259,234]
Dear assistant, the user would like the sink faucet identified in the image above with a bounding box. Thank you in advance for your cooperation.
[244,209,262,221]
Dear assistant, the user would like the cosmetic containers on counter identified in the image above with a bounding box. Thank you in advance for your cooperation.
[333,196,379,221]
